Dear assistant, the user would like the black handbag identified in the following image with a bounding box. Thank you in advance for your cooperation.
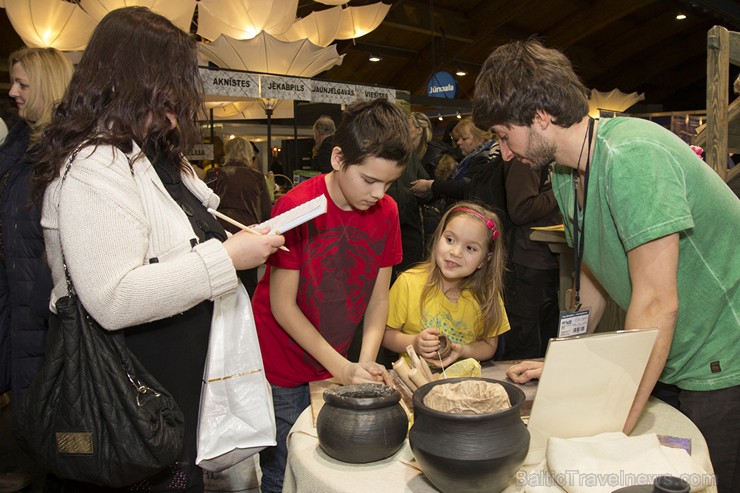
[13,160,185,488]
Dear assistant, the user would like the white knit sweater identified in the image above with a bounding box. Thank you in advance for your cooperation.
[41,142,238,330]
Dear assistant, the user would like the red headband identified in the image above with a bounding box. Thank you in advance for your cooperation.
[452,207,499,240]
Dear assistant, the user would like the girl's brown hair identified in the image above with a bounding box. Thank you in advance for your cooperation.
[419,201,506,341]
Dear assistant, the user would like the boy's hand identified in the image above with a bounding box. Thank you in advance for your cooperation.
[340,361,390,386]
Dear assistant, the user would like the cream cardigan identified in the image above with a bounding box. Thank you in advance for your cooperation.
[41,142,238,330]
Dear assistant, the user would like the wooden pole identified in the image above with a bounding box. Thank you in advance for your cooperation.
[706,25,729,180]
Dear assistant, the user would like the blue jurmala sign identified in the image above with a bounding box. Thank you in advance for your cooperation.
[427,71,457,98]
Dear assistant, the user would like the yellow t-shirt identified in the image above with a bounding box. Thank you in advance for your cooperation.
[387,266,509,346]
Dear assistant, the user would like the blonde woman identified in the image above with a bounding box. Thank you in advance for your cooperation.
[408,112,432,160]
[0,47,73,493]
[212,137,272,295]
[8,47,74,143]
[409,112,453,177]
[1,47,73,400]
[410,117,495,205]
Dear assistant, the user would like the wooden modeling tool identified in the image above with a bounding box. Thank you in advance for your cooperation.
[208,208,289,252]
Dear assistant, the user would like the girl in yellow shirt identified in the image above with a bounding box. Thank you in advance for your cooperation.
[383,202,510,367]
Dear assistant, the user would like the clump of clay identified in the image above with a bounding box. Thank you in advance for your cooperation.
[423,380,511,414]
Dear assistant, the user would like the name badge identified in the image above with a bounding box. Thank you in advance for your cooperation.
[558,308,590,338]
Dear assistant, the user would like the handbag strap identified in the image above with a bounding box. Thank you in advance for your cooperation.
[57,149,163,405]
[59,149,80,298]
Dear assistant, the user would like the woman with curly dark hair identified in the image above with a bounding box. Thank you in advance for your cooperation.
[31,7,284,491]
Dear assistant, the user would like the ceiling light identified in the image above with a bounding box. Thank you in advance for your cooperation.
[438,114,443,121]
[455,69,467,76]
[368,54,382,62]
[456,111,461,119]
[676,13,687,20]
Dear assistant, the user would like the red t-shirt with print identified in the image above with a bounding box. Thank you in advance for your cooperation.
[252,174,402,388]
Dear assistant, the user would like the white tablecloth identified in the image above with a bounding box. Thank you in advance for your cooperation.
[284,379,716,493]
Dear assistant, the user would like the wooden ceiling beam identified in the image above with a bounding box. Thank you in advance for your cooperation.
[449,0,541,63]
[591,29,707,95]
[640,52,710,107]
[574,14,710,81]
[382,0,474,43]
[689,0,740,28]
[545,0,659,48]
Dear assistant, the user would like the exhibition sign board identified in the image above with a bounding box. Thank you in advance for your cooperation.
[260,75,312,101]
[427,71,457,99]
[201,69,260,99]
[200,67,396,105]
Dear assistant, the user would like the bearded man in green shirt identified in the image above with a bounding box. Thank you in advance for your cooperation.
[473,39,739,493]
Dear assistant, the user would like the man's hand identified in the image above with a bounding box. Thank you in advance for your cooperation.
[506,361,544,384]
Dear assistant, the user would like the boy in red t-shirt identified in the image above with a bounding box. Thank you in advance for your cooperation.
[252,99,413,493]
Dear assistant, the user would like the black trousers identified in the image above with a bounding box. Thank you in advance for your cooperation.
[502,262,559,360]
[653,382,740,493]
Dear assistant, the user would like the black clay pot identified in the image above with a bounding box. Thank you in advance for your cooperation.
[409,377,530,493]
[612,475,690,493]
[316,383,409,464]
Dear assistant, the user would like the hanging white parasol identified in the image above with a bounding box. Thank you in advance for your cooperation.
[335,2,390,39]
[79,0,196,33]
[198,32,344,77]
[5,0,96,50]
[274,5,342,47]
[589,89,645,116]
[197,0,298,41]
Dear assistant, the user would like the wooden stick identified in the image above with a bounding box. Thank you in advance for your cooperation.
[208,208,289,252]
[392,359,417,391]
[408,368,428,389]
[406,344,434,383]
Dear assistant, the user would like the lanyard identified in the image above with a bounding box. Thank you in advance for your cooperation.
[572,117,595,310]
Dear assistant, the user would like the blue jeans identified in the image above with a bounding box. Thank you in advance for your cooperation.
[259,383,310,493]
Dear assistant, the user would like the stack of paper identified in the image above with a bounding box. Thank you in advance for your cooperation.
[256,195,328,235]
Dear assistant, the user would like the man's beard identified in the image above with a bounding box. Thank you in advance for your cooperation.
[526,127,556,171]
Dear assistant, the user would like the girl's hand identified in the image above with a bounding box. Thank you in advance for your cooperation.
[414,329,442,360]
[429,343,464,368]
[339,361,390,386]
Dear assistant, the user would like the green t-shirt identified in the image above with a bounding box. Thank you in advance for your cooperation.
[552,117,740,391]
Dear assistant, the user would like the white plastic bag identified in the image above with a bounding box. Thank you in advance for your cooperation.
[196,282,276,472]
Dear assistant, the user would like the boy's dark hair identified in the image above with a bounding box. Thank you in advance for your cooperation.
[332,98,413,170]
[472,39,589,131]
[31,6,202,203]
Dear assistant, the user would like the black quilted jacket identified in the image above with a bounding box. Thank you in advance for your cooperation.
[0,121,52,400]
